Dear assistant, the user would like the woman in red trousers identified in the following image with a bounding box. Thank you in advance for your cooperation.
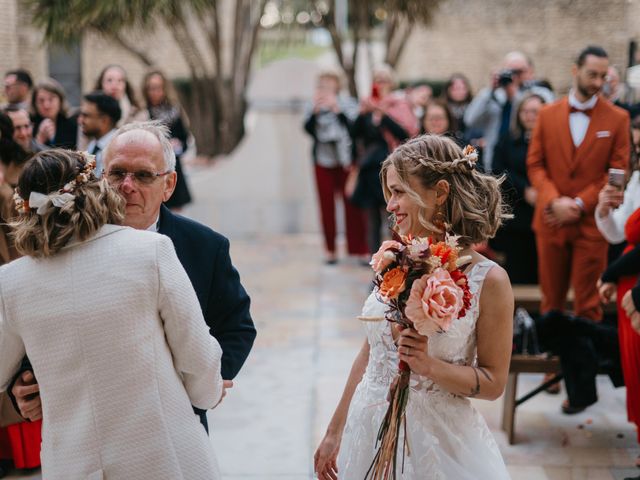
[303,71,369,264]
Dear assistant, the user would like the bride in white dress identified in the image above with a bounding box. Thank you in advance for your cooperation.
[315,135,513,479]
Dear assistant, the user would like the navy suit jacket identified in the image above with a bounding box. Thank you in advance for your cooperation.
[158,206,256,430]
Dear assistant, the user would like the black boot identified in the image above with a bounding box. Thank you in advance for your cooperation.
[0,459,12,479]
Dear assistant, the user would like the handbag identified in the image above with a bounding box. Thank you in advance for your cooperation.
[512,307,541,355]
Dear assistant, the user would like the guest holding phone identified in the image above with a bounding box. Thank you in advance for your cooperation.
[304,71,368,264]
[596,115,640,465]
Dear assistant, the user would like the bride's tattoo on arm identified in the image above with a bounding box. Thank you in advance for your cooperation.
[468,368,481,397]
[466,367,492,398]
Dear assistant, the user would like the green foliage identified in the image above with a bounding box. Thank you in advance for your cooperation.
[22,0,212,44]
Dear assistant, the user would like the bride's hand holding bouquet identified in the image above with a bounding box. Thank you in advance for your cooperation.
[396,328,430,377]
[396,264,469,376]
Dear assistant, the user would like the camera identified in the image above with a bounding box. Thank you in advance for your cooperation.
[497,69,514,87]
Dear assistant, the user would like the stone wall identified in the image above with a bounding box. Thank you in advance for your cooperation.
[0,0,47,87]
[397,0,640,95]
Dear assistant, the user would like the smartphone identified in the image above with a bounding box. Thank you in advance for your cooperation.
[371,83,380,101]
[608,168,625,189]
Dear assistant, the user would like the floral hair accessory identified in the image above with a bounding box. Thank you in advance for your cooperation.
[13,153,97,215]
[451,145,478,170]
[13,191,29,214]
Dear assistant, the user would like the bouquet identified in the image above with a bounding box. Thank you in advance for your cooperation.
[361,232,472,480]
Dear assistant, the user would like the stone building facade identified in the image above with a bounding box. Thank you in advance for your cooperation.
[2,0,640,105]
[0,0,47,84]
[398,0,640,95]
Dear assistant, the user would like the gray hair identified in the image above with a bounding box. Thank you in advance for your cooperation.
[104,120,176,171]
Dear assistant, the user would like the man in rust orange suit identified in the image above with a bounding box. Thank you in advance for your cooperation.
[527,45,630,321]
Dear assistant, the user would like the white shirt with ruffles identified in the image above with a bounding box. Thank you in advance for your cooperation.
[595,170,640,244]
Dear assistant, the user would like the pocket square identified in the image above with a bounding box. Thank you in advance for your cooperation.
[596,130,611,138]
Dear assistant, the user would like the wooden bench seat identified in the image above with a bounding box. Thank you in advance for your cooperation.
[511,284,616,314]
[502,354,561,444]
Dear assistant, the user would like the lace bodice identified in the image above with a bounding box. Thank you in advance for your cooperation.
[360,260,496,389]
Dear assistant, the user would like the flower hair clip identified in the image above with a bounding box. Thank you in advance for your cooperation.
[13,191,29,214]
[62,153,96,193]
[461,145,478,167]
[451,145,479,171]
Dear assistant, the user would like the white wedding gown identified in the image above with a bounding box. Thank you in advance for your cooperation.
[338,260,510,479]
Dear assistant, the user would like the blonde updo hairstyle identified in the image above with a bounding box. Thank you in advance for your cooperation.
[381,134,510,245]
[11,149,125,257]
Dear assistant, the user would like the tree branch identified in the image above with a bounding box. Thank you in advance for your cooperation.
[386,14,413,68]
[386,13,399,57]
[107,32,155,67]
[317,0,346,72]
[168,5,208,78]
[240,0,266,92]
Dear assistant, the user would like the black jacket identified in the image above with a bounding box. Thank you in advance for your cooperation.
[493,132,534,232]
[158,206,255,431]
[158,206,255,381]
[32,113,78,150]
[350,113,409,209]
[601,243,640,310]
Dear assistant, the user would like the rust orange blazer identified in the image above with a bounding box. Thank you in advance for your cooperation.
[527,96,630,238]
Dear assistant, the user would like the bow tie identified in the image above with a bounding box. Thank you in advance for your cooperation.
[570,106,593,117]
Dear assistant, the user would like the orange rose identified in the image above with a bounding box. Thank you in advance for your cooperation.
[379,267,408,300]
[430,242,458,271]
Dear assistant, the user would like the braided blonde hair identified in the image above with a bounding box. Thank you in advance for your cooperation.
[380,134,510,244]
[11,149,125,257]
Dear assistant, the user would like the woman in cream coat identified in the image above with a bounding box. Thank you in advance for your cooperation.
[0,149,224,479]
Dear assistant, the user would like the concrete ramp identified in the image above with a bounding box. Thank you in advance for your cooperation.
[185,58,324,238]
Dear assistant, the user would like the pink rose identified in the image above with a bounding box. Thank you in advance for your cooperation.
[405,268,464,335]
[370,240,404,273]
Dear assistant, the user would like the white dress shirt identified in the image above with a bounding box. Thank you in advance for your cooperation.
[146,215,161,232]
[568,90,598,147]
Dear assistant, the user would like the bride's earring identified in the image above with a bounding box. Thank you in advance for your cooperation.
[432,206,449,234]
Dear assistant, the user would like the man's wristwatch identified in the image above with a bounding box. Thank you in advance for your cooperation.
[574,197,585,212]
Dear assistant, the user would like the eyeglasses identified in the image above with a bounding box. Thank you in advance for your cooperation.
[105,169,171,185]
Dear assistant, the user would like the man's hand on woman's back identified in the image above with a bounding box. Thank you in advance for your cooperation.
[12,370,41,421]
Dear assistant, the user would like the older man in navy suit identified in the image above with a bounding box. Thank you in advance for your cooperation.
[11,121,256,433]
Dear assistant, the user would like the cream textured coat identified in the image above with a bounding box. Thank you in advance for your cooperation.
[0,225,223,479]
